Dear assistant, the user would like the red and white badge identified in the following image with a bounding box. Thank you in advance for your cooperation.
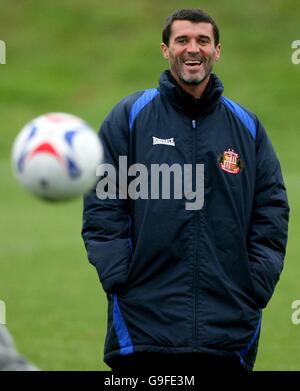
[219,148,243,174]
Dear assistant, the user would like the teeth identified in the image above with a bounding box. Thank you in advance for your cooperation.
[185,61,202,65]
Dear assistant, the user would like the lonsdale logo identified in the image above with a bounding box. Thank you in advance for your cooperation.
[152,136,175,147]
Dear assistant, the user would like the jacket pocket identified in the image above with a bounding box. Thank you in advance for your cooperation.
[87,238,132,294]
[248,255,282,309]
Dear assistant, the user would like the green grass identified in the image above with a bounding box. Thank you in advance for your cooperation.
[0,0,300,370]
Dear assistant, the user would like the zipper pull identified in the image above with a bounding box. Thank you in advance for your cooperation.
[192,120,196,129]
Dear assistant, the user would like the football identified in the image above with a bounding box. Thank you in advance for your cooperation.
[12,112,103,201]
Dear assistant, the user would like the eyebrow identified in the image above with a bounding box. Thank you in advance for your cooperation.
[174,34,211,42]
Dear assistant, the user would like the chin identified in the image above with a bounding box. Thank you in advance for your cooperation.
[182,76,205,86]
[184,71,210,85]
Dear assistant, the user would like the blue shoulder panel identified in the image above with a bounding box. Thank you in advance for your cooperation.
[113,294,134,355]
[221,96,256,140]
[129,88,159,131]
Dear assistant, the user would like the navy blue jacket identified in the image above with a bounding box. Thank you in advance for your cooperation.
[82,71,289,370]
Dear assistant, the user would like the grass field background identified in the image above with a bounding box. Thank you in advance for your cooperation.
[0,0,300,370]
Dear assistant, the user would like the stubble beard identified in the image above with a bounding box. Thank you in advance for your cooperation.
[175,57,213,86]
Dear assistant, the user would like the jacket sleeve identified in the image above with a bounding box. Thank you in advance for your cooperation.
[81,103,132,294]
[247,119,289,308]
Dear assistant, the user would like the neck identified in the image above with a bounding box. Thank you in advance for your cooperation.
[171,71,211,99]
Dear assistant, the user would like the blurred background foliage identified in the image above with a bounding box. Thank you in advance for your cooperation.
[0,0,299,370]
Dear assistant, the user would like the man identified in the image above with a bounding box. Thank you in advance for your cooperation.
[82,9,289,372]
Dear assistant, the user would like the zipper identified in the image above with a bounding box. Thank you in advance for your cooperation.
[191,119,199,350]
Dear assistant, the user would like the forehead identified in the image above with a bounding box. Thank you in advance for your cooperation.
[170,20,214,40]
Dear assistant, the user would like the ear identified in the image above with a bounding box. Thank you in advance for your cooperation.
[214,43,221,61]
[161,43,169,60]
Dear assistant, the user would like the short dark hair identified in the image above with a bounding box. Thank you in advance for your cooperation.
[162,8,220,47]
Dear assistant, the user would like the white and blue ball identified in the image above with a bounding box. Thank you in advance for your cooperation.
[12,112,103,201]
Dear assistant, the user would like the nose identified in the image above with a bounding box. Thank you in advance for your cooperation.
[186,39,200,53]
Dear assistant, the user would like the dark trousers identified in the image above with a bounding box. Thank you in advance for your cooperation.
[109,352,247,373]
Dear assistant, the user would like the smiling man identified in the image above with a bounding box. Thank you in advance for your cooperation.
[161,17,220,97]
[82,9,289,373]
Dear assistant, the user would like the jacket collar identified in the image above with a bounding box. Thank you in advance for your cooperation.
[158,70,224,118]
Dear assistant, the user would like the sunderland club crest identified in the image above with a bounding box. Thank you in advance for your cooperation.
[218,148,243,174]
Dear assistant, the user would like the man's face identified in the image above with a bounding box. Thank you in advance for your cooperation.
[161,20,221,86]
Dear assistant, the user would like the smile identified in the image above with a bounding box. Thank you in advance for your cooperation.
[184,60,203,66]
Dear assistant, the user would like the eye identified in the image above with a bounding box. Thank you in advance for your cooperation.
[199,38,210,45]
[176,37,187,44]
